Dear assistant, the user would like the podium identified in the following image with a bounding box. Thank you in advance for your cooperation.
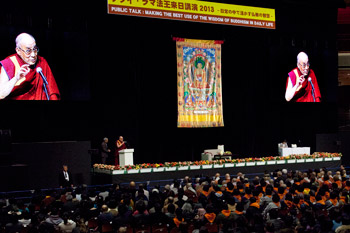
[119,149,134,166]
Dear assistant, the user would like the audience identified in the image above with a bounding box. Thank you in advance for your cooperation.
[1,166,350,233]
[58,212,76,232]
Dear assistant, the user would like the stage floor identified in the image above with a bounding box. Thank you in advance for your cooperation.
[91,159,342,185]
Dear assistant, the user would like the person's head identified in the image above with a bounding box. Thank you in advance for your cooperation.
[138,183,145,190]
[225,196,235,206]
[168,196,174,204]
[15,33,38,66]
[101,205,108,213]
[118,226,127,233]
[272,194,280,203]
[346,180,350,187]
[103,137,108,143]
[265,187,272,195]
[109,199,117,209]
[63,165,68,172]
[278,186,285,194]
[175,208,183,218]
[236,202,244,212]
[297,52,310,76]
[185,183,192,189]
[221,203,228,211]
[226,182,234,191]
[129,181,135,188]
[119,136,124,142]
[135,200,146,213]
[203,185,210,192]
[167,203,175,214]
[51,207,59,216]
[118,203,128,215]
[249,197,257,204]
[62,212,70,225]
[154,203,162,213]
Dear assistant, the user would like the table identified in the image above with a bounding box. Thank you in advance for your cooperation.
[279,147,311,157]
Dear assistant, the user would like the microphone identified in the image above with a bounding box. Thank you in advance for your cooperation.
[36,67,50,100]
[308,77,316,102]
[36,67,48,85]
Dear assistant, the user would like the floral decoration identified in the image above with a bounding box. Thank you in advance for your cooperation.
[93,153,342,171]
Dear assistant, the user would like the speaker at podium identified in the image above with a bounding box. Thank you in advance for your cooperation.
[119,149,134,166]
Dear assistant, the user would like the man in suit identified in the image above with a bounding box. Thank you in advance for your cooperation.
[59,165,73,188]
[101,137,111,164]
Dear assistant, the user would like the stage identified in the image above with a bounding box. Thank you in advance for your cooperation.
[91,158,342,185]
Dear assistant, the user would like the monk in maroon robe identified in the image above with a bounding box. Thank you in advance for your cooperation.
[0,33,60,100]
[115,136,127,166]
[285,52,321,102]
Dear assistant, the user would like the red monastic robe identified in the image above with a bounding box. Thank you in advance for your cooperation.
[287,68,321,102]
[115,140,127,166]
[0,54,60,100]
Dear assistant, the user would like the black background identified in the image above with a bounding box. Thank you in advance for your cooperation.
[0,0,342,164]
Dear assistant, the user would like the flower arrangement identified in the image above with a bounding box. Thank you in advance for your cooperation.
[140,163,152,169]
[92,153,342,171]
[93,164,116,170]
[200,160,211,165]
[164,162,179,167]
[314,152,342,158]
[125,164,137,170]
[253,157,263,162]
[189,160,211,166]
[262,156,275,161]
[178,161,191,166]
[245,157,255,162]
[212,159,226,165]
[151,163,164,168]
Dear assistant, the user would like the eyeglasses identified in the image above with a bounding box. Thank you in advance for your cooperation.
[17,46,39,55]
[298,62,310,69]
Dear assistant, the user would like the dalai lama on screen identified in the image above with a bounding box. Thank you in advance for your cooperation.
[0,33,60,100]
[285,52,321,102]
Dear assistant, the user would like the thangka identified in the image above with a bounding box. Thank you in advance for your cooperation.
[176,38,224,128]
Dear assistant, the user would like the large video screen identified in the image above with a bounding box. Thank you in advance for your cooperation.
[0,29,91,101]
[268,45,337,104]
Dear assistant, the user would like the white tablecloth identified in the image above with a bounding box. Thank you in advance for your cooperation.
[279,147,311,157]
